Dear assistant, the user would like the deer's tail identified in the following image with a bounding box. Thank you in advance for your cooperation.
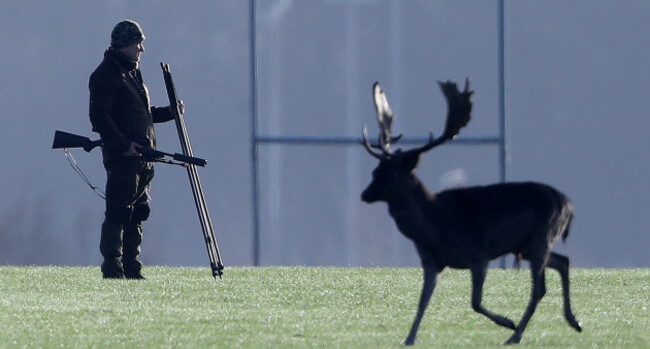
[562,216,572,242]
[561,202,574,243]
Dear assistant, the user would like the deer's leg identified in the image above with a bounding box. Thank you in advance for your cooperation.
[470,263,516,330]
[505,253,547,345]
[404,265,440,346]
[546,252,582,332]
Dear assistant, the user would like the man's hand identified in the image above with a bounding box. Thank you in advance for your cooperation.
[123,141,144,156]
[169,100,185,115]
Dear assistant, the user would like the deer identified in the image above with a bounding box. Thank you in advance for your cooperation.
[360,80,582,345]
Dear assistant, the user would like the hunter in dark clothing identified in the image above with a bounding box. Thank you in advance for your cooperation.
[89,20,174,279]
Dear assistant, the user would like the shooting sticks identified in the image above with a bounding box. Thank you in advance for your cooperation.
[161,62,224,278]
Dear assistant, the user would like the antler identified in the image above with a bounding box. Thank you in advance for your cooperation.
[362,126,386,159]
[409,78,473,155]
[361,82,403,159]
[362,79,472,160]
[374,82,402,151]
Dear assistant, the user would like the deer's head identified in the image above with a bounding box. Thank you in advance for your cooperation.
[361,80,474,203]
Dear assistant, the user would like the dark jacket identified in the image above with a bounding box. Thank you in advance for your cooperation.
[89,49,173,163]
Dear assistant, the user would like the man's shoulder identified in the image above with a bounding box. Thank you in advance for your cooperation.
[90,55,121,83]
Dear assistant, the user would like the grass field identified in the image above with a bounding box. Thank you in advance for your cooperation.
[0,266,647,348]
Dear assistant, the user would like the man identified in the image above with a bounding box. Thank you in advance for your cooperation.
[89,20,175,279]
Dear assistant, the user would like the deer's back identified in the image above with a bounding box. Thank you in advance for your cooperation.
[428,182,572,267]
[436,181,570,215]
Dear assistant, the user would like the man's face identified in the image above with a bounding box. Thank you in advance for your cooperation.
[118,41,145,62]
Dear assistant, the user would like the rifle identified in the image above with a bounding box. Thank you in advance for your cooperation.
[161,62,225,279]
[52,130,207,167]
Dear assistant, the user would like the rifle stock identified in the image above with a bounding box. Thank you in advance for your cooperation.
[52,130,103,152]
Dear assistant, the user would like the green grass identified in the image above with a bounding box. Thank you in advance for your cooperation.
[0,266,647,348]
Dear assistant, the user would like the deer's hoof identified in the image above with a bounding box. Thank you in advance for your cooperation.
[573,321,583,333]
[504,333,521,345]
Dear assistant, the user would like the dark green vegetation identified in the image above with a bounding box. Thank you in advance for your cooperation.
[0,267,646,348]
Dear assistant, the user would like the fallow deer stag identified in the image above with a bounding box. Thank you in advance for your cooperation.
[361,80,582,345]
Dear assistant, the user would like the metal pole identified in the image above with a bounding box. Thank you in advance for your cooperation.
[344,4,359,265]
[249,1,509,268]
[255,135,500,146]
[250,0,261,266]
[498,0,508,269]
[498,0,507,184]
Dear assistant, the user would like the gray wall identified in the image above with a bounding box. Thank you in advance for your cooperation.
[0,1,648,268]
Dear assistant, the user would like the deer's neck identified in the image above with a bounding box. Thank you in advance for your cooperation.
[387,177,436,241]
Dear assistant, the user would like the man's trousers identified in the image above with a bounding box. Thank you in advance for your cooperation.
[99,157,153,278]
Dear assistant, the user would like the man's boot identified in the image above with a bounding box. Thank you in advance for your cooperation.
[101,258,124,279]
[100,220,124,279]
[123,223,144,280]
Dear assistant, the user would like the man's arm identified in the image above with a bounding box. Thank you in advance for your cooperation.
[151,100,185,123]
[89,72,131,153]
